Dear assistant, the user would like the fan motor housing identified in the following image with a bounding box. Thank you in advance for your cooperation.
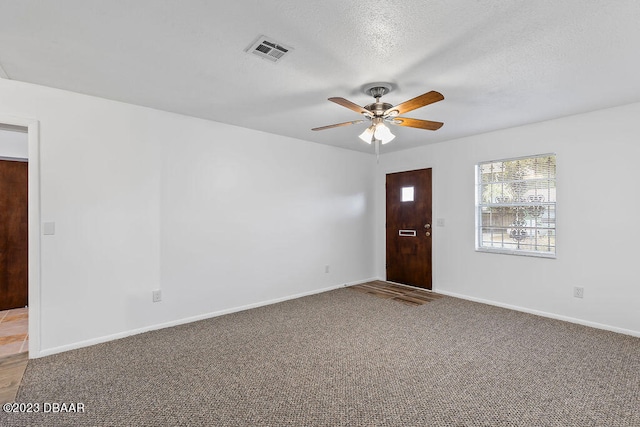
[365,102,393,116]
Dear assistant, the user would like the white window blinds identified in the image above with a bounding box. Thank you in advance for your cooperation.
[476,154,556,257]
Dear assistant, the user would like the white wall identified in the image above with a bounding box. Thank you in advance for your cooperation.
[0,78,376,356]
[159,122,375,322]
[376,102,640,336]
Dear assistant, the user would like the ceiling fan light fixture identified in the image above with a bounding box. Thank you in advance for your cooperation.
[358,125,375,144]
[312,85,444,150]
[374,122,395,144]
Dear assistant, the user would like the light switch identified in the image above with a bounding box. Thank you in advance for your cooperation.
[436,218,445,227]
[43,222,55,235]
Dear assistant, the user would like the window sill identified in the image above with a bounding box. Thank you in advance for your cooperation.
[475,247,556,259]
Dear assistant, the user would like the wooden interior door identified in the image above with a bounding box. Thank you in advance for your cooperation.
[0,160,28,311]
[386,168,432,289]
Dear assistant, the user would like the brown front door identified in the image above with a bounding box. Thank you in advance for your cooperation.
[0,160,28,311]
[386,168,432,289]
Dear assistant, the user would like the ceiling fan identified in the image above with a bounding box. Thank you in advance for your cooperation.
[312,82,444,153]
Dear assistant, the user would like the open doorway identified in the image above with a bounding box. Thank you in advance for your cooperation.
[0,117,40,359]
[0,118,38,403]
[0,124,29,359]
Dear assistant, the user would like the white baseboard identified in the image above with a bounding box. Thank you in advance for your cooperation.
[35,278,377,358]
[435,289,640,338]
[42,278,636,358]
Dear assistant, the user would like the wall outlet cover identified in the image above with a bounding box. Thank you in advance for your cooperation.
[152,290,162,302]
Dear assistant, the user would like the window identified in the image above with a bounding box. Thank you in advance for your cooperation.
[401,186,414,202]
[476,154,556,257]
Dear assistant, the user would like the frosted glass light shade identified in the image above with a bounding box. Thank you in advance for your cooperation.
[358,126,375,144]
[374,123,395,144]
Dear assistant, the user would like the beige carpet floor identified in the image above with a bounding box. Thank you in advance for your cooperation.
[2,285,639,426]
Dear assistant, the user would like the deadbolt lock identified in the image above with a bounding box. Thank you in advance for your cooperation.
[425,231,431,237]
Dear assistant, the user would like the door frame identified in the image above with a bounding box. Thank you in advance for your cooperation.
[0,115,40,357]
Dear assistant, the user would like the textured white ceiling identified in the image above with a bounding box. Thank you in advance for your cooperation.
[1,1,640,154]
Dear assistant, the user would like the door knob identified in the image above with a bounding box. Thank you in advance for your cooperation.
[425,231,431,237]
[424,223,431,229]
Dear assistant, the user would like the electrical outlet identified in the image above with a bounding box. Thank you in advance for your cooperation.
[573,286,584,299]
[152,290,162,302]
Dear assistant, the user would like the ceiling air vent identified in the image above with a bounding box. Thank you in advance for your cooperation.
[246,35,293,63]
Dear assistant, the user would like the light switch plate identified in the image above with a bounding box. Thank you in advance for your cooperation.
[43,222,55,235]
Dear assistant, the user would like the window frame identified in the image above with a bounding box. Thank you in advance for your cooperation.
[475,153,557,259]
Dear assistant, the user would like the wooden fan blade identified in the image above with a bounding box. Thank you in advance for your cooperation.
[384,91,444,116]
[391,117,444,131]
[312,120,365,131]
[328,97,372,116]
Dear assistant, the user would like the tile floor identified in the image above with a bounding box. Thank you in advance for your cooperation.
[0,308,28,404]
[0,307,28,357]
